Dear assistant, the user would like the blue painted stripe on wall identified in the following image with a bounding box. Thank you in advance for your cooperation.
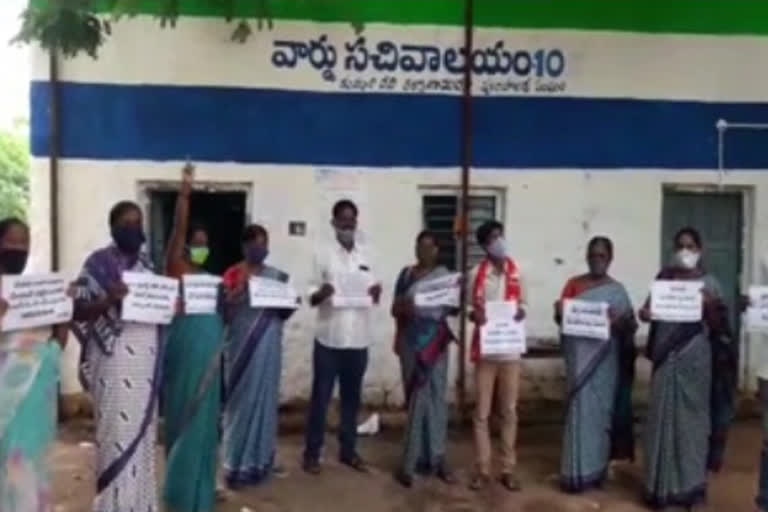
[31,82,768,169]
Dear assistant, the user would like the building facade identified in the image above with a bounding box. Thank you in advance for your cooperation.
[29,1,768,406]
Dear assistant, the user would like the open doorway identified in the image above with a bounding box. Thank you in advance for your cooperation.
[146,189,247,275]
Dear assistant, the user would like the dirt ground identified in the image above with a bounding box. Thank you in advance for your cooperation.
[52,420,761,512]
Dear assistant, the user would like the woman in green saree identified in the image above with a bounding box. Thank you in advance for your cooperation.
[162,164,224,512]
[0,217,68,511]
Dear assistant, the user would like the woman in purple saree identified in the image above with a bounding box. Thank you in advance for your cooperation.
[72,201,162,512]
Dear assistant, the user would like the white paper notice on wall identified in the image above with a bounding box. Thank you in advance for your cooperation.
[561,299,610,341]
[650,280,703,323]
[480,300,526,356]
[746,286,768,332]
[414,272,461,308]
[182,274,222,315]
[249,276,299,309]
[121,272,179,325]
[331,271,374,308]
[0,273,73,332]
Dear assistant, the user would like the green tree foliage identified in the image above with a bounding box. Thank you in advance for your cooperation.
[0,126,30,220]
[13,0,364,59]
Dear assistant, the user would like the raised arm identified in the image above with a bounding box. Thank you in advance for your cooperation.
[165,162,194,278]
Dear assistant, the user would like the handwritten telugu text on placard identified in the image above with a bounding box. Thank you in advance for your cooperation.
[480,300,526,356]
[747,286,768,331]
[249,277,299,309]
[332,271,374,308]
[0,273,73,332]
[414,272,461,308]
[650,280,703,323]
[121,272,179,325]
[182,274,221,315]
[562,299,610,341]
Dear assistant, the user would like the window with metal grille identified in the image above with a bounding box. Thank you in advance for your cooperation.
[422,194,499,271]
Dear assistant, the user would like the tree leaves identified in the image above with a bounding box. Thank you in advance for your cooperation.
[13,3,109,59]
[0,129,30,220]
[13,0,365,58]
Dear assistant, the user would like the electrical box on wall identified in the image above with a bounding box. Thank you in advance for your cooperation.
[289,221,306,236]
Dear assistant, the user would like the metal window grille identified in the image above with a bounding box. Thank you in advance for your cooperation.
[422,194,498,271]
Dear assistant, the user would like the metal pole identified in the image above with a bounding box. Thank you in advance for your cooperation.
[457,0,474,421]
[49,49,60,271]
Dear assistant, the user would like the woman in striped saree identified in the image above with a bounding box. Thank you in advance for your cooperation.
[392,231,456,487]
[162,164,224,512]
[73,201,162,512]
[0,218,67,511]
[555,236,637,493]
[220,224,295,488]
[641,227,736,510]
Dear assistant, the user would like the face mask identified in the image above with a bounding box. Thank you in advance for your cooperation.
[246,246,268,265]
[486,238,507,260]
[0,249,28,274]
[676,249,700,269]
[111,226,146,254]
[335,227,356,245]
[188,246,209,266]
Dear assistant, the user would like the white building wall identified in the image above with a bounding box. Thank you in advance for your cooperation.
[29,159,768,404]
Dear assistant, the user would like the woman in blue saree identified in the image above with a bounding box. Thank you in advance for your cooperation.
[0,217,68,511]
[641,227,736,510]
[162,164,224,512]
[392,230,456,487]
[555,236,638,493]
[220,224,296,488]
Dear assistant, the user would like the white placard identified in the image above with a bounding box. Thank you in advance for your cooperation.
[121,272,179,325]
[414,272,461,308]
[562,299,610,341]
[0,273,73,332]
[650,280,703,323]
[480,300,527,355]
[331,271,374,308]
[249,276,299,309]
[746,285,768,331]
[182,274,222,315]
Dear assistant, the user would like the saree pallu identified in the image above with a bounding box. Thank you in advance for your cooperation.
[162,313,223,512]
[0,331,60,512]
[643,270,736,509]
[559,278,636,493]
[72,248,161,512]
[221,265,292,488]
[393,265,455,474]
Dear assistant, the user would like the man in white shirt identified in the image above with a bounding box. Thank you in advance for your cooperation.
[303,199,381,475]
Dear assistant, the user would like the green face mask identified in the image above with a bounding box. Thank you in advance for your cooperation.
[188,246,210,266]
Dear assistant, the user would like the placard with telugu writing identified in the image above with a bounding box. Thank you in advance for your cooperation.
[414,272,461,308]
[249,276,299,309]
[0,273,73,332]
[121,272,179,325]
[331,271,374,308]
[182,274,222,315]
[480,300,526,355]
[561,299,610,341]
[650,280,703,323]
[746,285,768,331]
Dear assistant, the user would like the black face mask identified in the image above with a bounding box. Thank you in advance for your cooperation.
[111,226,146,254]
[0,249,29,274]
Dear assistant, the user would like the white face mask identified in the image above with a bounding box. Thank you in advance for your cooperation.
[487,238,507,260]
[676,249,700,269]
